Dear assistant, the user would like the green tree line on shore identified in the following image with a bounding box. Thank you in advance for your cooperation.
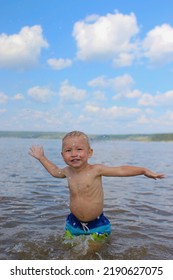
[0,131,173,141]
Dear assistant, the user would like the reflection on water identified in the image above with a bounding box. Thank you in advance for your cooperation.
[0,138,173,259]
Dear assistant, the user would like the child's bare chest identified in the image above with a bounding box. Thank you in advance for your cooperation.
[67,172,101,196]
[65,165,101,194]
[67,173,93,189]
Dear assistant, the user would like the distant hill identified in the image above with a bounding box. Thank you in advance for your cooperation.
[0,131,173,141]
[0,131,64,139]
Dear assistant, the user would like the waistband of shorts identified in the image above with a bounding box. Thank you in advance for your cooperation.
[65,222,111,236]
[69,212,105,223]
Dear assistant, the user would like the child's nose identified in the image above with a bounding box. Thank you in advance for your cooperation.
[71,149,78,156]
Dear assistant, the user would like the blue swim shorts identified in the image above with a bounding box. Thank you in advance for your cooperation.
[65,213,111,240]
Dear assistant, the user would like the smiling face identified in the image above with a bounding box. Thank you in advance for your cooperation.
[61,135,93,169]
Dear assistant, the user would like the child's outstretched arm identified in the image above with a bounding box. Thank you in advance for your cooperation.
[98,165,165,180]
[29,145,66,178]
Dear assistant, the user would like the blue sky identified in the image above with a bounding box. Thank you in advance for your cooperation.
[0,0,173,134]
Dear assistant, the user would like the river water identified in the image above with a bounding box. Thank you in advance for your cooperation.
[0,137,172,259]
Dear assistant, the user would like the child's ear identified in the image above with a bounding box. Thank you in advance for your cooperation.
[89,148,93,158]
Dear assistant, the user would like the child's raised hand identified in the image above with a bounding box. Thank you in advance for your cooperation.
[144,169,165,180]
[29,145,44,160]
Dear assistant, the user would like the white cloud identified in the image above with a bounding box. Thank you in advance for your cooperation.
[88,76,108,88]
[138,90,173,107]
[88,74,140,99]
[85,104,100,113]
[47,58,72,70]
[13,107,75,131]
[0,92,8,103]
[138,93,157,106]
[89,74,134,89]
[143,24,173,66]
[73,11,173,68]
[104,106,140,118]
[93,90,106,100]
[147,111,173,128]
[111,74,134,94]
[136,114,151,124]
[126,89,141,98]
[18,109,56,129]
[28,86,56,103]
[163,111,173,123]
[0,25,48,70]
[157,90,173,105]
[112,52,135,67]
[59,80,86,101]
[73,11,139,66]
[12,94,25,100]
[85,104,140,119]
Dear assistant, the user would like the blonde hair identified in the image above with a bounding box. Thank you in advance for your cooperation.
[62,131,90,147]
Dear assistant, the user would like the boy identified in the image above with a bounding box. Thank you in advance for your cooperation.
[29,131,164,240]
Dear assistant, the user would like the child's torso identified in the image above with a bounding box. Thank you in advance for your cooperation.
[65,164,104,221]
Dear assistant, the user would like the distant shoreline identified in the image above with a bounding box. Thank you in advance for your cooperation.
[0,131,173,142]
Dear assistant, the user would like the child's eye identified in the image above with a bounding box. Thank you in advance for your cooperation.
[65,149,71,152]
[77,148,82,151]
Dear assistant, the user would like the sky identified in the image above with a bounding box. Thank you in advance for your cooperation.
[0,0,173,134]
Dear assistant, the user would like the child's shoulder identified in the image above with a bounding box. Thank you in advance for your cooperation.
[89,163,106,174]
[59,166,70,177]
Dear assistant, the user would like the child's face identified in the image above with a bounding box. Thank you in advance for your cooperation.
[61,136,93,169]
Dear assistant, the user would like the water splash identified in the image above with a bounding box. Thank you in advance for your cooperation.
[62,235,104,259]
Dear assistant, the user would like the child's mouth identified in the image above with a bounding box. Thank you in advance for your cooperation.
[71,159,80,163]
